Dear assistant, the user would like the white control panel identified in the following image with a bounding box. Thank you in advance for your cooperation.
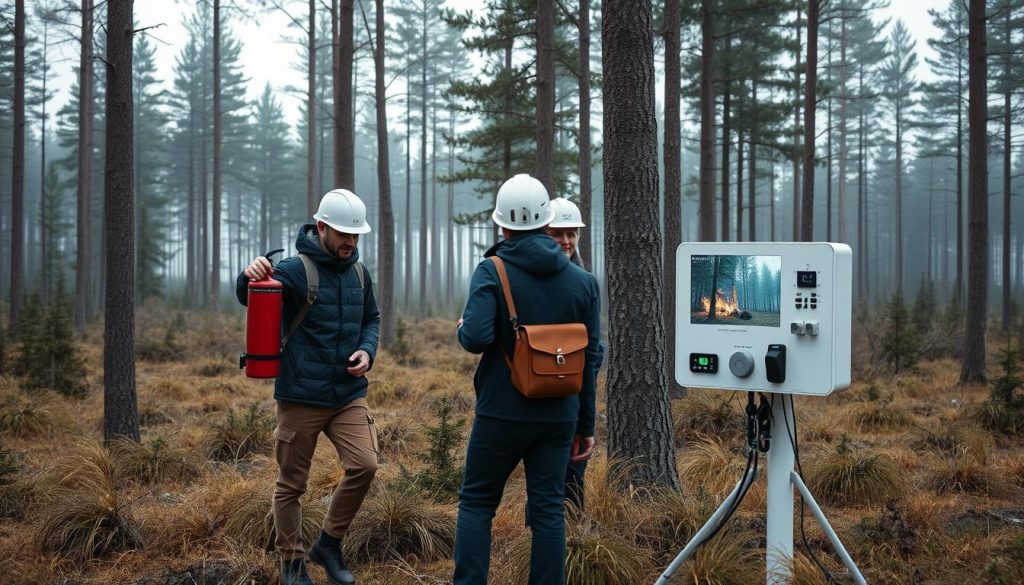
[675,242,852,396]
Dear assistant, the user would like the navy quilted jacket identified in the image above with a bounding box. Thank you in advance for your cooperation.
[236,224,381,408]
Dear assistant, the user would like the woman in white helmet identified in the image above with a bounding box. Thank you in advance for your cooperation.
[546,197,587,268]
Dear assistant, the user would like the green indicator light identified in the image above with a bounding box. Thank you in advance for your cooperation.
[698,357,709,366]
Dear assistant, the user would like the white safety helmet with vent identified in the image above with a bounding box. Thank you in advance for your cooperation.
[491,174,554,231]
[313,188,372,234]
[548,197,586,228]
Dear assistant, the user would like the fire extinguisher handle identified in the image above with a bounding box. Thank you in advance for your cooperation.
[264,249,286,267]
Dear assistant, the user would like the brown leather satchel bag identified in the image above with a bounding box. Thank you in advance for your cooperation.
[490,257,589,398]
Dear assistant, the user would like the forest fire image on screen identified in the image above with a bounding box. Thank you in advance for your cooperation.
[690,255,782,327]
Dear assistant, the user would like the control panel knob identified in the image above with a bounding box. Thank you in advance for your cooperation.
[729,350,755,378]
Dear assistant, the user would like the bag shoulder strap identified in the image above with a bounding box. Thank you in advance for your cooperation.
[282,254,319,349]
[489,257,518,328]
[355,261,365,289]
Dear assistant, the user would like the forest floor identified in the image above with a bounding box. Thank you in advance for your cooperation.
[0,307,1023,584]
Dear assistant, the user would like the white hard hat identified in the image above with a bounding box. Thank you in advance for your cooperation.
[548,197,586,228]
[313,189,372,234]
[491,174,554,230]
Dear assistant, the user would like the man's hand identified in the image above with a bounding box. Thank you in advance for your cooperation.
[569,434,595,463]
[346,350,371,377]
[243,257,273,281]
[457,317,464,329]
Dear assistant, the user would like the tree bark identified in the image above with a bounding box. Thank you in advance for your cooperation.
[698,0,715,241]
[837,14,848,243]
[75,0,94,334]
[1001,8,1012,330]
[307,0,317,216]
[800,0,818,242]
[956,16,965,300]
[720,57,731,242]
[663,0,682,394]
[792,7,802,241]
[332,0,341,186]
[895,95,903,291]
[960,0,987,383]
[338,0,355,189]
[420,6,428,314]
[578,0,593,260]
[103,0,140,443]
[603,0,679,489]
[536,0,555,191]
[10,0,25,329]
[375,0,395,345]
[212,0,222,310]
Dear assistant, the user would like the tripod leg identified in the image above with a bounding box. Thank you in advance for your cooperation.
[791,472,867,585]
[654,464,759,585]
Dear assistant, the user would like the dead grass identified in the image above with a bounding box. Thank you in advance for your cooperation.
[205,403,275,462]
[0,393,54,438]
[804,437,904,507]
[109,434,203,485]
[672,391,744,444]
[677,437,748,499]
[674,528,761,584]
[344,483,456,564]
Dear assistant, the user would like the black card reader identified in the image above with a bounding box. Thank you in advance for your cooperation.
[765,344,786,383]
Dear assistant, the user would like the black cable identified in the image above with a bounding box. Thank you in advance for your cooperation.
[783,394,837,584]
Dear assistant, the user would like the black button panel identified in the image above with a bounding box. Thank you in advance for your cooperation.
[689,353,719,374]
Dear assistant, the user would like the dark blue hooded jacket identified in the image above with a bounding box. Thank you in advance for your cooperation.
[458,232,601,436]
[236,224,380,408]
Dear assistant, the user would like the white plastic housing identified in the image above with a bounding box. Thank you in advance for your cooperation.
[675,242,852,396]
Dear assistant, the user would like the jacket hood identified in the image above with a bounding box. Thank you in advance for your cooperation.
[294,223,361,269]
[484,232,568,277]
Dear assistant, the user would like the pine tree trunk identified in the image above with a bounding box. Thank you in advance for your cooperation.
[956,18,965,300]
[447,110,455,307]
[578,0,593,259]
[536,0,555,191]
[825,23,832,242]
[801,0,818,242]
[103,0,139,443]
[404,91,412,308]
[895,100,903,292]
[792,7,802,241]
[375,0,395,346]
[838,15,848,243]
[75,0,94,333]
[603,0,679,489]
[307,1,317,216]
[187,92,196,300]
[748,133,756,240]
[1002,9,1012,330]
[10,0,25,329]
[212,0,222,310]
[332,0,341,186]
[663,0,682,395]
[419,8,428,315]
[721,77,731,242]
[961,0,987,383]
[736,131,744,241]
[699,0,715,241]
[338,0,355,189]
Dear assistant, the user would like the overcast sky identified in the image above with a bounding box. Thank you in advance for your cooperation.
[46,0,949,132]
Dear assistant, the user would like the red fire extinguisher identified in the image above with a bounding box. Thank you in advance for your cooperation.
[240,249,286,379]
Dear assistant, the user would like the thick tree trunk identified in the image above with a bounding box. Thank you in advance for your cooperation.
[536,0,555,191]
[103,0,139,443]
[375,0,395,346]
[10,0,25,328]
[578,0,593,259]
[961,0,987,383]
[603,0,679,489]
[338,0,355,189]
[307,1,317,216]
[75,0,94,333]
[212,0,222,310]
[800,0,818,242]
[698,0,715,241]
[663,0,682,394]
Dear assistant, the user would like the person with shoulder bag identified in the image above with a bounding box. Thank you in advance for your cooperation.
[453,175,602,585]
[237,189,381,585]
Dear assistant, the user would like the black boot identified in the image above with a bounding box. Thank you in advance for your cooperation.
[281,558,314,585]
[308,531,356,585]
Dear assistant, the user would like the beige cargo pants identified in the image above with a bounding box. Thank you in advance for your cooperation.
[272,397,379,559]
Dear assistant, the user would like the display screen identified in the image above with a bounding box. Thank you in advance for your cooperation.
[690,255,782,327]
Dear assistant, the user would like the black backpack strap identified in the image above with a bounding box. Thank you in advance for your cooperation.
[281,254,319,349]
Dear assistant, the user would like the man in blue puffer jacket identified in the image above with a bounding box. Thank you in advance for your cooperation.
[238,189,380,585]
[453,174,601,585]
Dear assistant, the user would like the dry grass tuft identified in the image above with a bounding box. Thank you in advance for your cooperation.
[577,455,645,530]
[205,403,275,462]
[677,437,748,499]
[672,392,744,444]
[804,437,903,507]
[638,487,711,562]
[848,399,912,432]
[374,414,423,460]
[675,529,761,584]
[344,484,455,564]
[109,434,202,485]
[218,476,326,550]
[1003,453,1024,488]
[0,393,52,437]
[771,553,831,585]
[925,444,1008,496]
[194,358,234,378]
[495,514,651,585]
[36,441,142,564]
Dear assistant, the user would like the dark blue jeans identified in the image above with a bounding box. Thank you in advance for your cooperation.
[453,416,575,585]
[525,458,587,527]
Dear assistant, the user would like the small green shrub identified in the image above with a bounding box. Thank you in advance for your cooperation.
[207,404,274,462]
[136,324,185,363]
[881,291,918,374]
[971,342,1024,436]
[14,288,88,397]
[408,397,465,502]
